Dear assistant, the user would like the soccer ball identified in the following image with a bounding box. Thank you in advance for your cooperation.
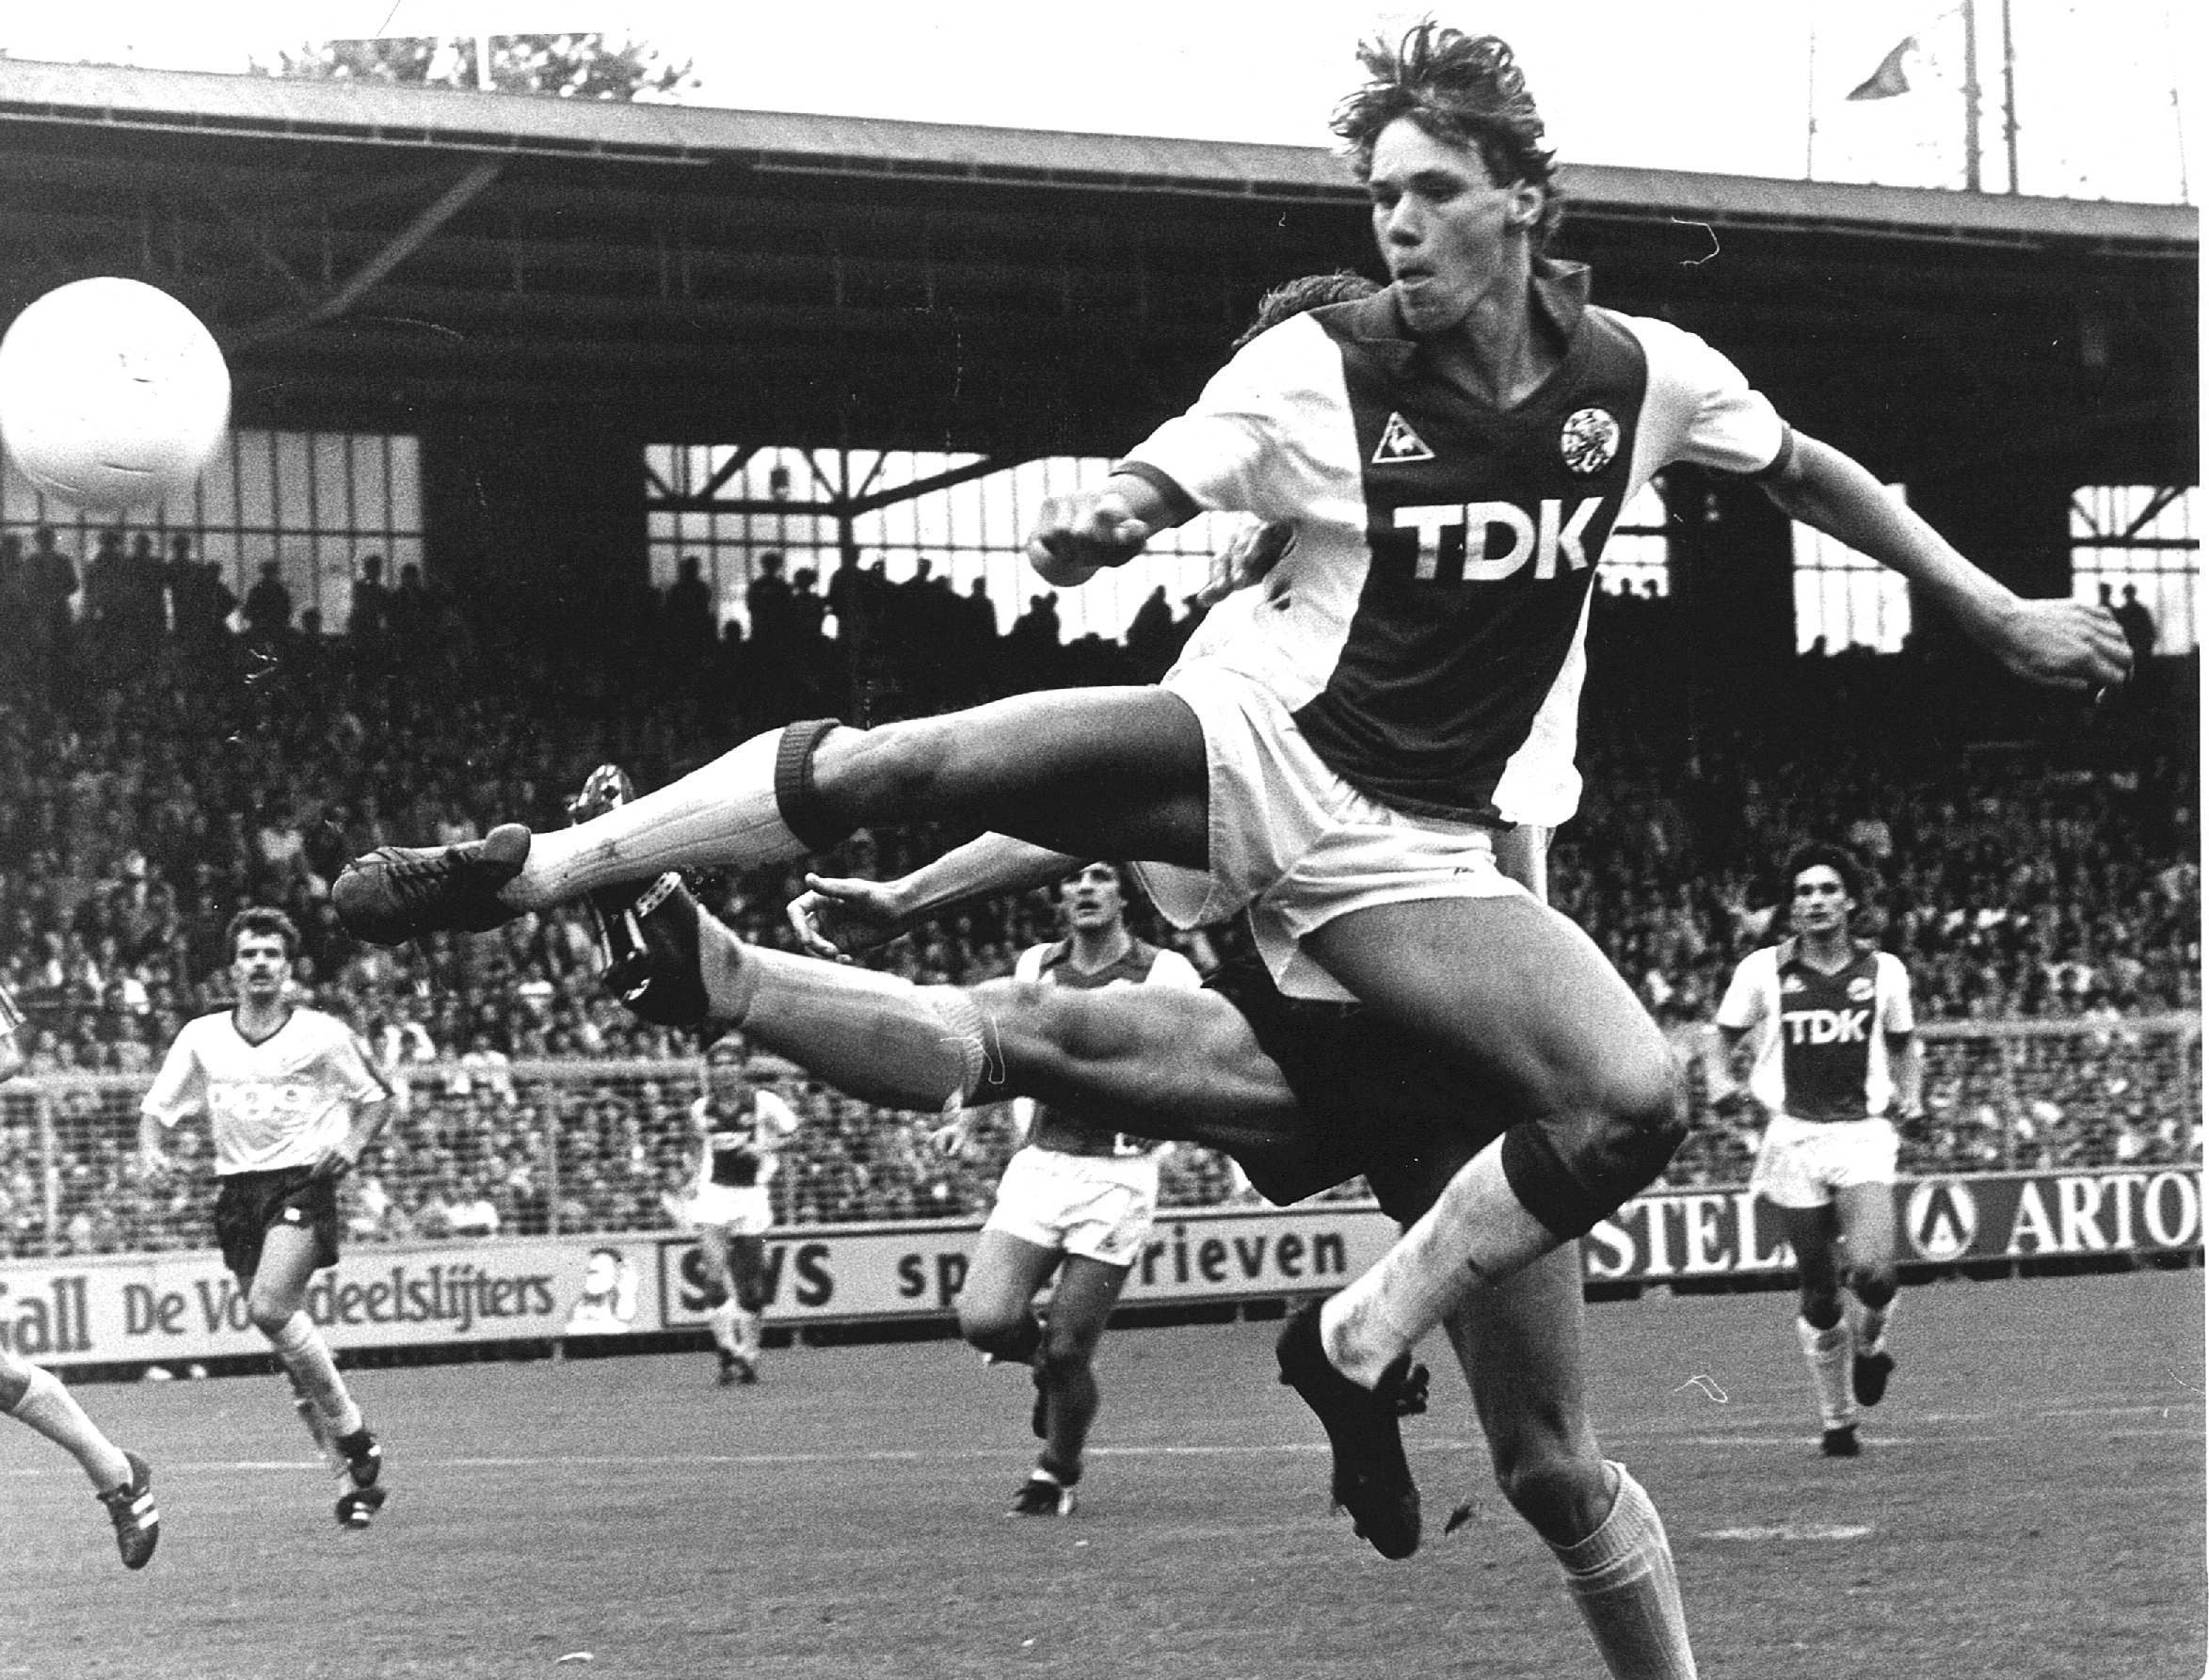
[0,277,231,514]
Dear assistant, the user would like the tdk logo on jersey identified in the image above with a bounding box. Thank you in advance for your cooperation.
[1371,412,1434,464]
[1394,498,1607,583]
[1781,1007,1871,1045]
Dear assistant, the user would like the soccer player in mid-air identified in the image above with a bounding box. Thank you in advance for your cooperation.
[680,1030,801,1385]
[940,860,1201,1517]
[1710,843,1923,1457]
[138,907,395,1528]
[585,813,1697,1678]
[332,20,2126,1584]
[0,982,160,1569]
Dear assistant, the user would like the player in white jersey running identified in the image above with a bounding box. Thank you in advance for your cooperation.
[0,983,160,1568]
[682,1031,800,1385]
[942,862,1202,1517]
[1710,843,1924,1458]
[331,24,2126,1583]
[138,907,397,1528]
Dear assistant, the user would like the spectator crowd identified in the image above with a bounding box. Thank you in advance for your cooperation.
[0,521,2197,1260]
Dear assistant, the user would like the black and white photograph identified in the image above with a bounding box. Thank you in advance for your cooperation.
[0,3,2197,1675]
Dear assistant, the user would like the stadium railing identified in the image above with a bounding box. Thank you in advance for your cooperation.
[0,1015,2196,1261]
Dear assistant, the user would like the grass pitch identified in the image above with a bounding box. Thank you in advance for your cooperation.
[4,1268,2201,1679]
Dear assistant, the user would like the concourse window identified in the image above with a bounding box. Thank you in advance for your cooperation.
[645,444,1237,642]
[2070,485,2197,654]
[1,428,423,634]
[1791,485,1913,653]
[1598,483,1671,600]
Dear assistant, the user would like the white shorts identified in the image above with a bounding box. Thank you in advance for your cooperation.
[1750,1115,1900,1210]
[688,1183,774,1238]
[984,1146,1160,1269]
[1134,660,1528,1002]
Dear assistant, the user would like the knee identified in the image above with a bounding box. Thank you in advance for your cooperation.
[958,1302,1032,1357]
[1799,1288,1845,1330]
[1036,1327,1096,1384]
[248,1300,295,1339]
[840,716,959,806]
[1590,1055,1690,1200]
[1849,1266,1897,1310]
[1502,1056,1688,1240]
[1488,1431,1609,1537]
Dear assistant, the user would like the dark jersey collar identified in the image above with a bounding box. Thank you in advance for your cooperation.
[1329,257,1593,367]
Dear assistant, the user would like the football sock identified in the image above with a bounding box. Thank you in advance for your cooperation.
[708,1300,742,1357]
[7,1366,132,1493]
[702,921,995,1114]
[1796,1316,1855,1430]
[1853,1292,1894,1355]
[269,1311,364,1439]
[519,726,837,905]
[732,1308,761,1360]
[1551,1464,1698,1680]
[1320,1143,1547,1387]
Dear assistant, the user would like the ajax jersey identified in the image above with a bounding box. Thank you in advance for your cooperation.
[141,1007,389,1176]
[1016,937,1202,1156]
[1124,263,1786,826]
[1717,939,1916,1123]
[692,1089,800,1191]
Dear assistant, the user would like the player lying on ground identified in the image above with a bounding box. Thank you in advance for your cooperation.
[331,25,2123,1594]
[0,983,159,1569]
[576,791,1696,1678]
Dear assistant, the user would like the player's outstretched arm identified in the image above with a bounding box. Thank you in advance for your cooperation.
[1023,472,1188,588]
[1761,433,2132,692]
[790,833,1093,958]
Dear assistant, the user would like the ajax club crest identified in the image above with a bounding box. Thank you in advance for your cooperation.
[1559,408,1620,475]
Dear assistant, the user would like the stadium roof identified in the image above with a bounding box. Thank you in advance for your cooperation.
[0,57,2195,484]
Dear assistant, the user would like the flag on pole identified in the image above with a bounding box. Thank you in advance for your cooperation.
[1847,36,1917,100]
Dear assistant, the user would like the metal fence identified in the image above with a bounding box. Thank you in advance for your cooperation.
[1,1016,2197,1261]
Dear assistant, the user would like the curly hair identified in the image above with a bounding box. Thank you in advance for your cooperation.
[1784,841,1865,905]
[1232,270,1382,351]
[225,904,301,962]
[1331,22,1562,250]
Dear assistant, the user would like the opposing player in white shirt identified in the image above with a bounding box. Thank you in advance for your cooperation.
[682,1032,800,1385]
[941,862,1202,1517]
[138,907,398,1527]
[0,982,160,1568]
[1710,844,1924,1458]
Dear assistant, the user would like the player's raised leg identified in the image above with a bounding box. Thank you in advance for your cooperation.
[1299,894,1687,1385]
[335,690,1209,945]
[0,1347,159,1569]
[1447,1251,1697,1679]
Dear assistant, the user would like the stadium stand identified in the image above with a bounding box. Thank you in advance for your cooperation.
[0,525,2197,1258]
